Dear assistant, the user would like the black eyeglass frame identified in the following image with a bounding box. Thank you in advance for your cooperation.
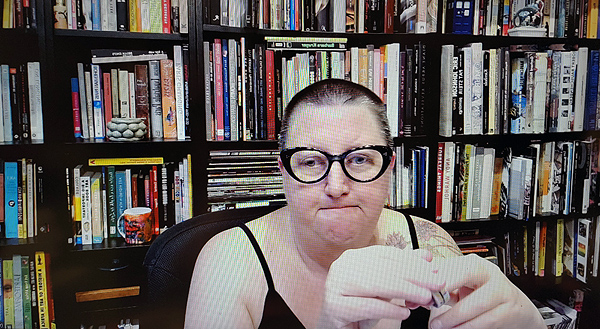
[280,145,394,184]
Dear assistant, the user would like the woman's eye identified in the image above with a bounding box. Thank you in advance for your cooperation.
[348,155,369,165]
[300,157,324,167]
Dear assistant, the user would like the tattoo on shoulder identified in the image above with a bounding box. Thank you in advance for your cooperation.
[415,220,462,257]
[385,232,409,249]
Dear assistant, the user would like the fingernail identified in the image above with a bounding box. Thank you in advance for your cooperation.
[430,319,442,329]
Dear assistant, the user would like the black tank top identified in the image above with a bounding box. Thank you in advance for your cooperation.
[239,213,430,328]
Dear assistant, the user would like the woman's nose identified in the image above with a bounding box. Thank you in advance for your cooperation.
[324,162,350,197]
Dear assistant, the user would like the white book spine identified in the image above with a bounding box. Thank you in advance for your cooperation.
[558,52,572,132]
[129,72,136,118]
[386,43,400,137]
[77,63,89,139]
[148,60,163,138]
[470,43,483,135]
[241,38,247,140]
[0,69,3,142]
[373,50,380,97]
[533,53,548,134]
[141,0,151,32]
[227,40,238,141]
[416,0,427,33]
[568,51,577,130]
[81,173,93,245]
[84,71,95,138]
[481,148,495,219]
[83,0,93,30]
[182,158,189,220]
[576,218,591,282]
[440,45,454,137]
[357,0,364,33]
[573,47,588,132]
[221,0,228,26]
[549,0,556,37]
[0,65,10,142]
[174,45,186,140]
[593,217,600,277]
[12,254,24,328]
[27,161,34,238]
[179,0,188,32]
[174,170,181,224]
[118,69,130,118]
[101,0,109,30]
[351,47,359,84]
[441,142,455,222]
[108,0,117,30]
[333,0,346,32]
[462,46,472,134]
[69,0,76,29]
[91,64,105,138]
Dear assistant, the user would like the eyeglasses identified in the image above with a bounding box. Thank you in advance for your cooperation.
[280,145,393,184]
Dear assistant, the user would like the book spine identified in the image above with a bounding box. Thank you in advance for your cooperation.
[26,62,43,142]
[3,259,14,328]
[213,39,224,140]
[173,45,185,140]
[162,0,171,32]
[118,69,130,118]
[84,70,95,138]
[227,39,238,141]
[129,0,138,31]
[10,68,22,143]
[102,72,112,132]
[34,252,49,329]
[29,259,38,329]
[106,166,117,237]
[134,64,150,134]
[160,59,177,139]
[71,78,82,138]
[116,0,128,30]
[148,60,163,139]
[5,162,18,238]
[72,165,82,244]
[12,255,23,328]
[266,49,276,140]
[80,173,92,245]
[204,41,213,140]
[1,65,12,142]
[21,255,31,328]
[222,40,231,140]
[91,64,104,139]
[91,173,103,243]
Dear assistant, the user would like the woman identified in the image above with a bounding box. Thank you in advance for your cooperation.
[185,79,545,328]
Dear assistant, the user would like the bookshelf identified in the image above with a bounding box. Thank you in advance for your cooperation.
[0,0,597,327]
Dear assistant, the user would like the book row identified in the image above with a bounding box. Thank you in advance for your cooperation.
[66,155,192,245]
[1,0,37,29]
[388,144,430,210]
[0,62,44,144]
[436,139,600,223]
[534,298,578,329]
[204,0,438,34]
[53,0,188,33]
[204,38,427,141]
[506,216,600,285]
[71,45,189,141]
[0,252,55,329]
[207,149,284,204]
[439,44,600,136]
[1,159,44,239]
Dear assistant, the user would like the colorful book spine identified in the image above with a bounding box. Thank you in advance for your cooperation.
[91,64,104,139]
[12,255,23,328]
[71,78,82,138]
[3,259,14,328]
[213,39,224,140]
[80,172,93,245]
[222,40,231,140]
[34,252,49,329]
[91,172,104,243]
[106,166,118,237]
[160,59,177,139]
[5,162,18,238]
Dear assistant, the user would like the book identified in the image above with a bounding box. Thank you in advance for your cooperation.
[4,161,18,238]
[160,59,177,139]
[3,259,14,328]
[134,64,150,133]
[34,252,50,329]
[91,172,104,243]
[106,166,118,237]
[148,60,163,139]
[26,62,43,142]
[91,49,168,64]
[173,45,186,140]
[80,171,93,245]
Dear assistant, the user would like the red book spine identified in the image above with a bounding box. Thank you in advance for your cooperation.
[102,73,112,133]
[213,39,224,140]
[266,49,276,140]
[384,0,394,33]
[152,165,159,234]
[71,78,82,138]
[435,142,444,223]
[162,0,171,33]
[131,174,138,207]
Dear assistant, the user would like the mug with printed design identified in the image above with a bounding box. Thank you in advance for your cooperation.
[117,207,153,244]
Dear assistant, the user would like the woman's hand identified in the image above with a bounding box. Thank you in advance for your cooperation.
[430,254,545,329]
[318,245,446,329]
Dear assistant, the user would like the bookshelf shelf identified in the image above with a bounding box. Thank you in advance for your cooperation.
[71,239,151,252]
[53,29,188,41]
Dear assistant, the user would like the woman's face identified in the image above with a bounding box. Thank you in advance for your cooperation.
[280,103,394,248]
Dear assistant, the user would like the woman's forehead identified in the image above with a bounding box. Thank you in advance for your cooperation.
[286,104,385,149]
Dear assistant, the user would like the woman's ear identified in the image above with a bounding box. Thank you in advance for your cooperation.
[278,156,284,172]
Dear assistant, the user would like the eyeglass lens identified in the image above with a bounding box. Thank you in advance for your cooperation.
[289,149,385,182]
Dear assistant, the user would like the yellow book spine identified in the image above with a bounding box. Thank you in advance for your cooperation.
[589,0,599,39]
[2,0,13,28]
[160,59,178,139]
[129,0,138,32]
[523,226,528,275]
[35,251,50,329]
[187,153,193,218]
[3,259,15,327]
[556,218,564,276]
[461,144,473,221]
[88,157,164,166]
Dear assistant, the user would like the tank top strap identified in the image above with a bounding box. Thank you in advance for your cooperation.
[239,223,275,290]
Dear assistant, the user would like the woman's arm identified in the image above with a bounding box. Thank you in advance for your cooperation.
[184,229,263,329]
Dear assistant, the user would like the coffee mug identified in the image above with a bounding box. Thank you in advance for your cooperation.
[117,207,153,244]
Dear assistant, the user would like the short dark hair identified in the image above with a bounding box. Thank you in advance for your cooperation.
[278,79,393,150]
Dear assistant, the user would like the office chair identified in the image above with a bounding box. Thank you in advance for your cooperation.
[141,205,282,329]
